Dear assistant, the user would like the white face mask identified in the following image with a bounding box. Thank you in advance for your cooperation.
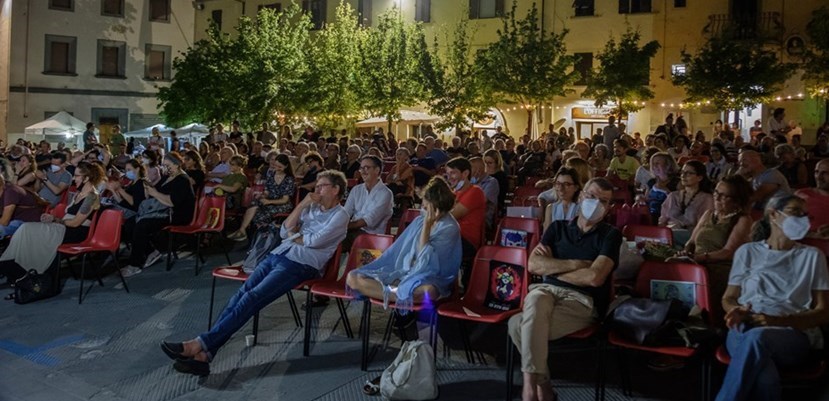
[454,180,465,191]
[50,165,61,172]
[579,198,606,222]
[778,212,810,241]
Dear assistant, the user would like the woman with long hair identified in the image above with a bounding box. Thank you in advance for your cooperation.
[107,159,147,214]
[12,154,36,190]
[228,153,296,241]
[183,150,206,193]
[142,149,162,185]
[543,167,581,230]
[644,152,680,224]
[387,147,415,198]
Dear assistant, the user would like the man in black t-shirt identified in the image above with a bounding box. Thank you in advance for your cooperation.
[508,178,622,401]
[410,143,436,188]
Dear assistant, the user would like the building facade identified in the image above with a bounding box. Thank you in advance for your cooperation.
[0,0,194,144]
[3,0,826,144]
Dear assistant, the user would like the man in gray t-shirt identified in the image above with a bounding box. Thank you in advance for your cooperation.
[738,150,791,209]
[602,116,621,149]
[35,153,72,206]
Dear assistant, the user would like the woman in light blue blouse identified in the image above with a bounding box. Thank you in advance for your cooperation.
[347,177,462,311]
[543,166,581,230]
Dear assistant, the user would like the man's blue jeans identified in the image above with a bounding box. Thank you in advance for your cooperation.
[0,220,23,237]
[715,325,811,401]
[198,253,319,360]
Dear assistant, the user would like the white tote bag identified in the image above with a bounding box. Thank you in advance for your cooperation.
[380,340,438,400]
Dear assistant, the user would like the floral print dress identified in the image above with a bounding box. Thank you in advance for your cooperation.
[252,170,296,228]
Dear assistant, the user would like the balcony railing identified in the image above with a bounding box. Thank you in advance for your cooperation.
[702,12,785,42]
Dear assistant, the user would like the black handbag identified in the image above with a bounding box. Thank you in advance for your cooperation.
[611,297,688,345]
[13,269,58,304]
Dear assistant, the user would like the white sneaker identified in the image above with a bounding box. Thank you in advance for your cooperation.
[120,265,142,278]
[143,250,162,269]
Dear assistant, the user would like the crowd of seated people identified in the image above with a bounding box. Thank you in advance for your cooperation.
[0,116,828,401]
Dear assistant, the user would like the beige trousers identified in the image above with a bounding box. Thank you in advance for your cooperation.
[507,283,597,378]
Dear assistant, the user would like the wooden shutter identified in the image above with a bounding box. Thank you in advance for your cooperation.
[469,0,479,19]
[102,46,119,76]
[50,42,69,73]
[148,50,165,79]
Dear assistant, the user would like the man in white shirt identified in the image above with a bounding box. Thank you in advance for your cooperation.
[343,155,394,250]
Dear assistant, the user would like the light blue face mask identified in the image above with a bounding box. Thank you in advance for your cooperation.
[125,170,136,181]
[470,177,478,185]
[454,180,465,191]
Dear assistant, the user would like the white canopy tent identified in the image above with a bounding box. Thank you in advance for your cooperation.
[23,111,87,148]
[356,110,440,139]
[123,123,175,138]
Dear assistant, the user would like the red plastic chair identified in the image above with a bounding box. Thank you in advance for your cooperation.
[494,217,541,252]
[801,238,829,257]
[396,208,420,238]
[57,209,127,304]
[438,246,528,366]
[46,203,68,219]
[510,186,544,207]
[166,195,229,275]
[622,224,673,246]
[207,244,342,347]
[715,344,826,385]
[608,261,711,399]
[304,234,395,356]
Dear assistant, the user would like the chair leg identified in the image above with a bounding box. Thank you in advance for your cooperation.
[336,298,354,339]
[113,253,129,293]
[615,347,633,397]
[252,312,259,345]
[303,290,313,356]
[166,231,174,271]
[458,320,475,364]
[95,253,105,287]
[194,233,202,276]
[429,310,438,365]
[208,276,216,330]
[701,356,711,401]
[382,313,396,350]
[286,291,302,328]
[361,300,371,371]
[506,334,515,401]
[78,254,90,304]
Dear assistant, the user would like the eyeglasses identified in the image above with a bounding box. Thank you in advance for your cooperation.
[554,181,575,188]
[582,192,610,205]
[315,183,333,190]
[782,209,809,218]
[358,165,377,171]
[713,191,733,200]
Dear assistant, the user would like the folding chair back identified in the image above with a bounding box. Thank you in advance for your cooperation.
[622,224,673,246]
[397,208,420,237]
[494,216,541,252]
[464,246,529,312]
[633,261,710,315]
[345,234,395,280]
[88,209,123,252]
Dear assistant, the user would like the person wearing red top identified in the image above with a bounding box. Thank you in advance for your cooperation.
[795,159,829,237]
[445,157,486,287]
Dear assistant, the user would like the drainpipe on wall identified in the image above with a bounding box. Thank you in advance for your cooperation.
[22,0,30,119]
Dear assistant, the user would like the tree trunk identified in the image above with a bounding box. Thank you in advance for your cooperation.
[387,116,393,139]
[526,109,533,138]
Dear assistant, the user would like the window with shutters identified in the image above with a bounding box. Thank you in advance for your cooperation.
[258,3,282,12]
[674,0,686,7]
[302,0,327,30]
[357,0,372,26]
[44,35,77,75]
[211,10,223,30]
[574,52,593,85]
[469,0,504,19]
[573,0,595,16]
[145,44,172,80]
[619,0,652,14]
[49,0,73,11]
[149,0,170,22]
[415,0,430,22]
[96,40,126,78]
[102,0,124,17]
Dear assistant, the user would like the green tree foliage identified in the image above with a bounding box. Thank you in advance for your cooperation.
[581,25,660,116]
[803,6,829,99]
[305,2,365,129]
[421,16,492,132]
[477,1,578,132]
[356,8,427,132]
[158,7,312,128]
[672,36,794,113]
